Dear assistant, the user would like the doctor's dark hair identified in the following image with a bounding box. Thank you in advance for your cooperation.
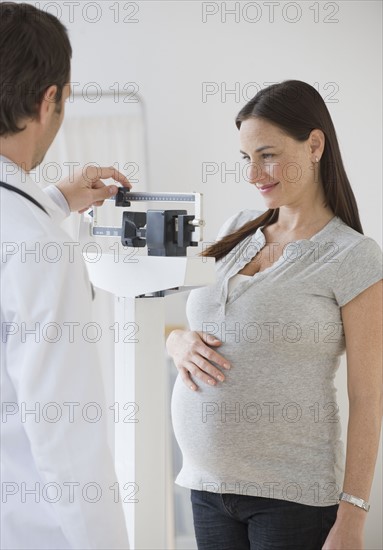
[0,2,72,137]
[201,80,363,261]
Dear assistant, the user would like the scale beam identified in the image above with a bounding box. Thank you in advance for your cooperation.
[90,191,205,243]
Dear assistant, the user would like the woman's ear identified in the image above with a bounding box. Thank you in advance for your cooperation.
[308,129,325,162]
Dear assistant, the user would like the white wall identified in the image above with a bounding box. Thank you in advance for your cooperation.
[60,0,382,235]
[31,0,382,547]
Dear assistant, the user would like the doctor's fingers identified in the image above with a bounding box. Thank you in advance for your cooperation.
[77,185,116,211]
[90,179,121,206]
[84,165,132,188]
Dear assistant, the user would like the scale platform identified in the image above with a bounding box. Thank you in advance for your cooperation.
[85,254,216,297]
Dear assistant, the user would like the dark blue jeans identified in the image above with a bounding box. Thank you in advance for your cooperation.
[191,490,338,550]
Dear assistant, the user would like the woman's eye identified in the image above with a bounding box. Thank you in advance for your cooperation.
[262,153,274,160]
[241,155,250,161]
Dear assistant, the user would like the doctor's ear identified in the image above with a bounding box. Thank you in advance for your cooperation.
[37,85,59,125]
[308,129,325,162]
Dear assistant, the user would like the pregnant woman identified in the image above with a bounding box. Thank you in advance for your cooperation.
[167,80,382,549]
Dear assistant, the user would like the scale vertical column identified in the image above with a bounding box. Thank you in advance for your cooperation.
[114,295,174,549]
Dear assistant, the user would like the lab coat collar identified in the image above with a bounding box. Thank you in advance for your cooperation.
[0,155,65,224]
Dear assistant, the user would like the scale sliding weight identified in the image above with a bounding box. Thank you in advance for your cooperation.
[90,188,205,257]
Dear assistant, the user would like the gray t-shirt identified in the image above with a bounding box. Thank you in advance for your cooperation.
[171,210,383,507]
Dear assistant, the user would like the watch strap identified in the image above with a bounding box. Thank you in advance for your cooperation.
[339,491,370,512]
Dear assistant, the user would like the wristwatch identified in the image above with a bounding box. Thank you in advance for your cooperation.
[338,492,370,512]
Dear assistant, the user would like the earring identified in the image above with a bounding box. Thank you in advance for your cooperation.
[315,157,319,163]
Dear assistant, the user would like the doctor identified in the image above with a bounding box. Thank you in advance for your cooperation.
[1,2,130,549]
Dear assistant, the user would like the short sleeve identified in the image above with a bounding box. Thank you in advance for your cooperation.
[215,209,265,241]
[333,237,383,307]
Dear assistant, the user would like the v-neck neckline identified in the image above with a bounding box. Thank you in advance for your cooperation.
[252,215,339,269]
[222,215,341,307]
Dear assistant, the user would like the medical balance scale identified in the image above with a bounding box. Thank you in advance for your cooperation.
[85,189,215,549]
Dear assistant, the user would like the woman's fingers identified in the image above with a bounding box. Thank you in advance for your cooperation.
[178,366,198,391]
[179,361,220,391]
[167,330,232,390]
[200,344,232,370]
[195,332,232,370]
[191,353,227,383]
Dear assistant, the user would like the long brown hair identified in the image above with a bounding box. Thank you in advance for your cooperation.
[201,80,363,261]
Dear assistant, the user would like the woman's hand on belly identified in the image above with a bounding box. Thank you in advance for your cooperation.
[166,329,232,391]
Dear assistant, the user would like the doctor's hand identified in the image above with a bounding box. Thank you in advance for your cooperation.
[56,165,132,213]
[166,329,231,391]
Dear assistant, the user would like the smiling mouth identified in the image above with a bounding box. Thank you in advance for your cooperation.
[257,182,280,191]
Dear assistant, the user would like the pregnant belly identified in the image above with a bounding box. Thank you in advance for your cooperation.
[171,370,291,477]
[171,374,243,475]
[170,365,336,479]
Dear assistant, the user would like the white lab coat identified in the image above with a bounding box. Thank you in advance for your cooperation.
[0,157,130,549]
